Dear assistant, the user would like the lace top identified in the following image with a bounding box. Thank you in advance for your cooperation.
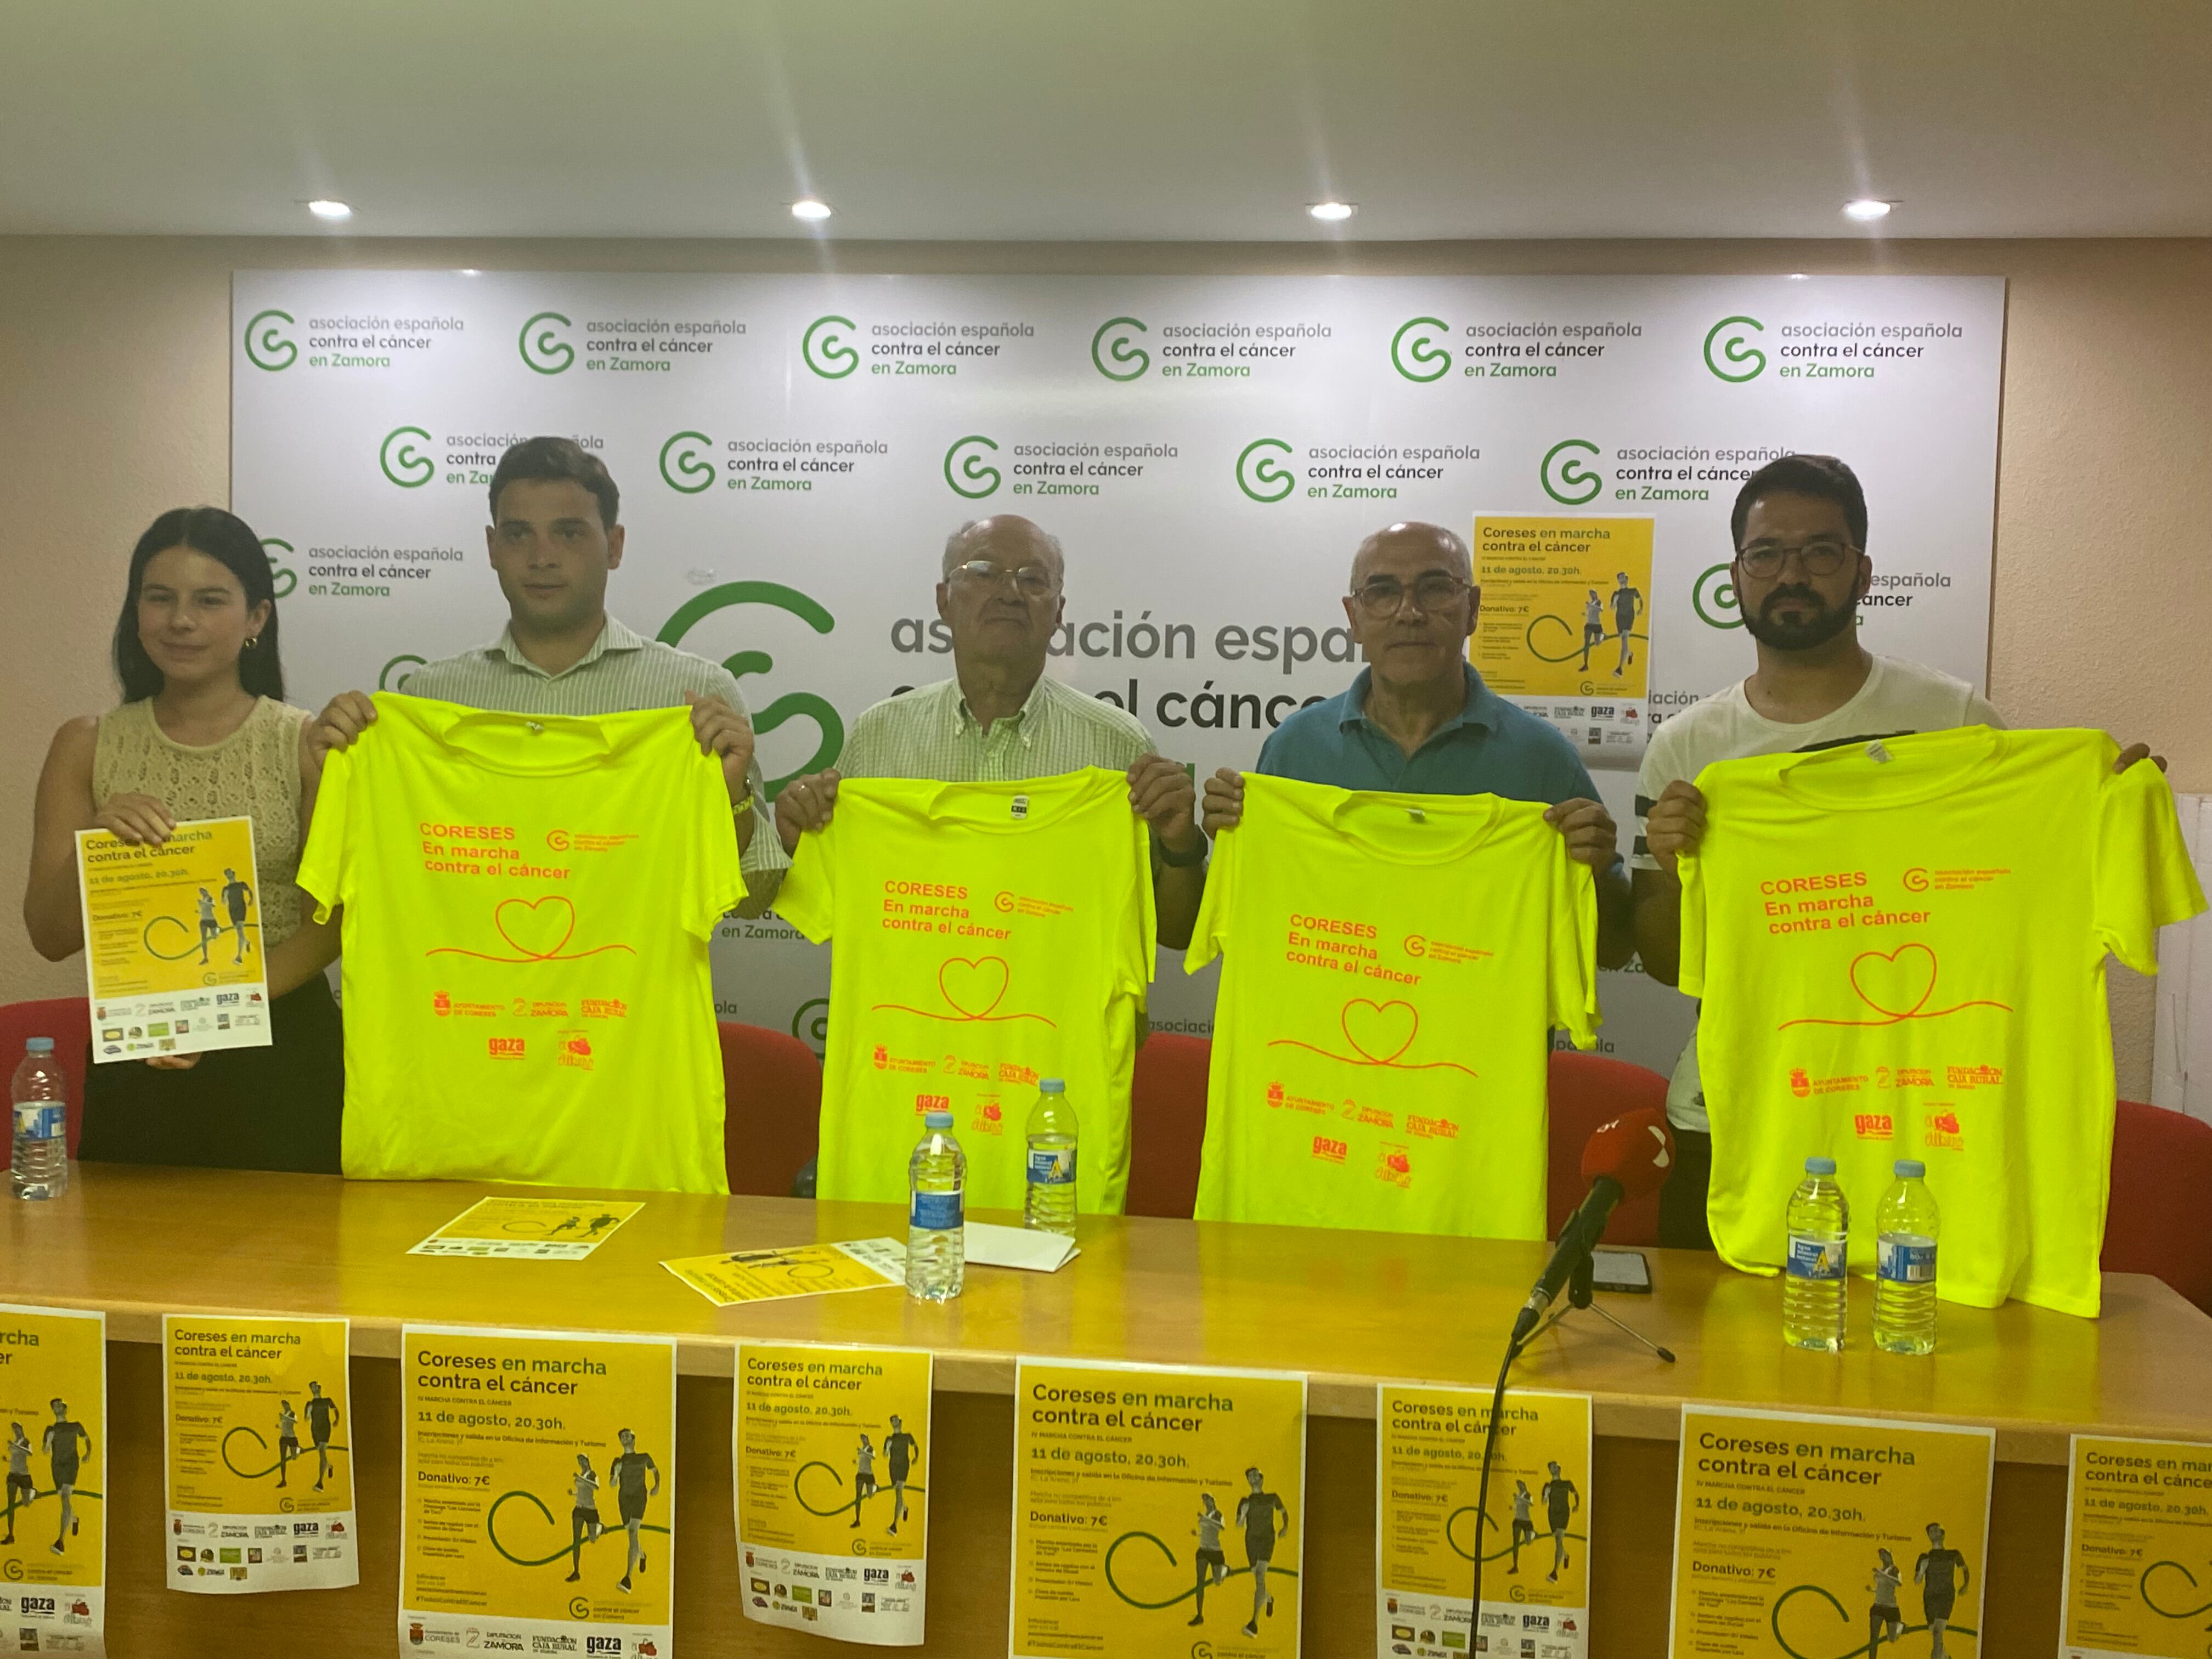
[92,697,313,945]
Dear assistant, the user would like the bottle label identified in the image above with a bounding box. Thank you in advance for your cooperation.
[910,1189,963,1232]
[1027,1147,1075,1187]
[1878,1237,1937,1284]
[1785,1233,1847,1280]
[13,1104,62,1141]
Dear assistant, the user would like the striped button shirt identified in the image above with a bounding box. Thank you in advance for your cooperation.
[837,673,1154,782]
[403,616,789,896]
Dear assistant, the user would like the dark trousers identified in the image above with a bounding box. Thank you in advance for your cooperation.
[1658,1125,1715,1251]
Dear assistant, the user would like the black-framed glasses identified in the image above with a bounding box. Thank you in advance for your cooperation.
[949,560,1057,599]
[1349,573,1471,616]
[1734,538,1858,579]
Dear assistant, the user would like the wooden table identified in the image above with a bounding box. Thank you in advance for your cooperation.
[6,1164,2209,1656]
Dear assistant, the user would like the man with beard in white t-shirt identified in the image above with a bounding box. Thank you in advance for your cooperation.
[1632,453,2157,1249]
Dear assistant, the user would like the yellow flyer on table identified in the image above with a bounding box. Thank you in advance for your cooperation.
[75,815,273,1062]
[1011,1359,1307,1659]
[0,1304,107,1656]
[1472,514,1654,769]
[2061,1434,2212,1658]
[1669,1406,1993,1659]
[735,1342,934,1646]
[162,1314,357,1593]
[409,1196,645,1261]
[400,1325,675,1659]
[662,1239,906,1307]
[1375,1384,1592,1659]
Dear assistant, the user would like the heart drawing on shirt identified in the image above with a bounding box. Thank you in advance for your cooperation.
[939,956,1012,1019]
[495,896,578,961]
[1341,998,1420,1065]
[1848,944,1938,1018]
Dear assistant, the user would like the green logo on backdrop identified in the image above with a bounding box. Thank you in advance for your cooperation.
[943,435,1001,499]
[518,311,574,374]
[1390,317,1452,382]
[1090,317,1150,381]
[380,426,435,488]
[1703,315,1766,382]
[659,583,844,793]
[1539,438,1602,506]
[380,653,427,691]
[260,539,298,599]
[244,309,297,372]
[1692,563,1743,629]
[659,431,716,493]
[802,315,859,379]
[791,997,828,1054]
[1235,438,1295,503]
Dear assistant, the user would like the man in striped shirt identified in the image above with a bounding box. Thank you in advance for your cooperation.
[306,437,786,915]
[774,514,1206,947]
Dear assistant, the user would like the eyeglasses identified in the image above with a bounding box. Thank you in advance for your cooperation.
[1734,538,1858,579]
[1349,573,1472,616]
[949,560,1057,599]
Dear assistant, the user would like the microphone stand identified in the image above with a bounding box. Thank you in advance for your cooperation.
[1514,1254,1677,1363]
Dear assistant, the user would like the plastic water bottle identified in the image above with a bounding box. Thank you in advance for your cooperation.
[906,1109,966,1302]
[1024,1077,1079,1238]
[10,1037,69,1201]
[1874,1160,1940,1355]
[1782,1156,1848,1352]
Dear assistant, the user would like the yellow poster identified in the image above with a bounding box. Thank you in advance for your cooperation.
[2061,1434,2212,1658]
[1472,515,1654,770]
[400,1324,675,1658]
[1011,1359,1306,1659]
[735,1342,933,1645]
[409,1196,645,1261]
[662,1239,906,1307]
[1669,1406,1993,1659]
[0,1303,106,1655]
[1376,1384,1592,1659]
[75,815,273,1062]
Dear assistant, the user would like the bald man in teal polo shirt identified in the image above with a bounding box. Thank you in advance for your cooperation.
[1202,521,1634,967]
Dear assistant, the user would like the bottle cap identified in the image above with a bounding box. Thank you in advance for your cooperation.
[1040,1078,1064,1094]
[1804,1156,1837,1176]
[923,1110,953,1130]
[24,1038,53,1053]
[1894,1159,1926,1179]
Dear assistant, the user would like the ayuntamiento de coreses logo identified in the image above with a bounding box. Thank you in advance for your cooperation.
[244,308,297,371]
[1090,317,1149,381]
[1539,438,1602,506]
[803,315,860,379]
[1390,317,1452,382]
[1703,314,1767,382]
[1235,438,1295,503]
[380,426,435,488]
[261,539,297,599]
[659,431,715,493]
[519,312,574,374]
[943,435,1001,499]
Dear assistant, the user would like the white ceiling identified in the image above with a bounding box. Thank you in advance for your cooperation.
[4,0,2208,241]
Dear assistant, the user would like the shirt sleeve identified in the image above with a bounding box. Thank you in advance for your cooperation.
[684,736,748,940]
[702,665,791,884]
[2095,757,2208,973]
[1548,832,1602,1048]
[1125,809,1158,996]
[1183,814,1234,974]
[1676,833,1710,999]
[1630,721,1685,872]
[1965,689,2007,730]
[774,822,837,944]
[294,743,354,924]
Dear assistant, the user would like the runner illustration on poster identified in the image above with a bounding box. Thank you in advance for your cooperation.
[884,1414,919,1537]
[1542,1458,1580,1581]
[274,1400,298,1488]
[1189,1493,1230,1626]
[608,1429,660,1593]
[42,1401,91,1557]
[1508,1480,1535,1574]
[1914,1523,1967,1659]
[304,1379,339,1489]
[0,1304,108,1654]
[1234,1466,1291,1639]
[1867,1547,1905,1657]
[4,1422,33,1545]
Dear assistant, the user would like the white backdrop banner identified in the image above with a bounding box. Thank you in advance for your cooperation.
[231,272,2004,1074]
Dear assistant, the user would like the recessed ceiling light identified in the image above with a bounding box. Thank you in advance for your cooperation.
[1788,272,1810,280]
[791,199,833,221]
[1843,199,1893,222]
[458,268,481,276]
[306,199,352,222]
[1307,201,1357,222]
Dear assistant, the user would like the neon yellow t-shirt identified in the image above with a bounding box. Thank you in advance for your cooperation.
[297,694,743,1192]
[1187,775,1600,1238]
[775,770,1153,1213]
[1680,726,2206,1316]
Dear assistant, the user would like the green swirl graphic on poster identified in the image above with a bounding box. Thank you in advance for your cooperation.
[803,314,860,379]
[244,308,297,372]
[1703,314,1767,382]
[518,311,574,374]
[658,583,844,792]
[1539,438,1602,506]
[261,538,298,599]
[380,426,435,488]
[1390,316,1452,382]
[1235,438,1295,503]
[659,430,716,493]
[1091,316,1150,381]
[943,434,1001,499]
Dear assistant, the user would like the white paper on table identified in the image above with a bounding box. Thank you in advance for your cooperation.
[964,1222,1080,1272]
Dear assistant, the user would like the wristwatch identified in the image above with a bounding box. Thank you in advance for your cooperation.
[1158,833,1209,868]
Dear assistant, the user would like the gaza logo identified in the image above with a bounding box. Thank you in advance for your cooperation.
[1390,316,1452,382]
[1703,315,1767,382]
[1235,438,1295,504]
[803,314,860,379]
[1090,317,1150,381]
[943,435,1001,499]
[379,426,435,488]
[518,311,574,374]
[1539,438,1602,506]
[659,430,715,494]
[244,309,297,372]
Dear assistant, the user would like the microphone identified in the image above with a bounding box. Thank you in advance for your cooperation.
[1511,1108,1675,1348]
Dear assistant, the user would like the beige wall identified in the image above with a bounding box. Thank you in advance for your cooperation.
[4,234,2207,1092]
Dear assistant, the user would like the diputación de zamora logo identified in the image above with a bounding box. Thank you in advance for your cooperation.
[1235,438,1295,503]
[943,436,1001,499]
[1390,317,1452,382]
[380,427,435,488]
[659,431,715,494]
[244,309,297,372]
[1091,317,1150,381]
[658,582,845,794]
[518,312,574,374]
[1539,438,1602,506]
[803,315,860,380]
[1703,315,1767,382]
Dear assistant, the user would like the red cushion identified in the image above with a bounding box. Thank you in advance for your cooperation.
[1127,1033,1210,1218]
[2103,1099,2212,1314]
[0,997,93,1154]
[718,1022,823,1198]
[1546,1049,1668,1246]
